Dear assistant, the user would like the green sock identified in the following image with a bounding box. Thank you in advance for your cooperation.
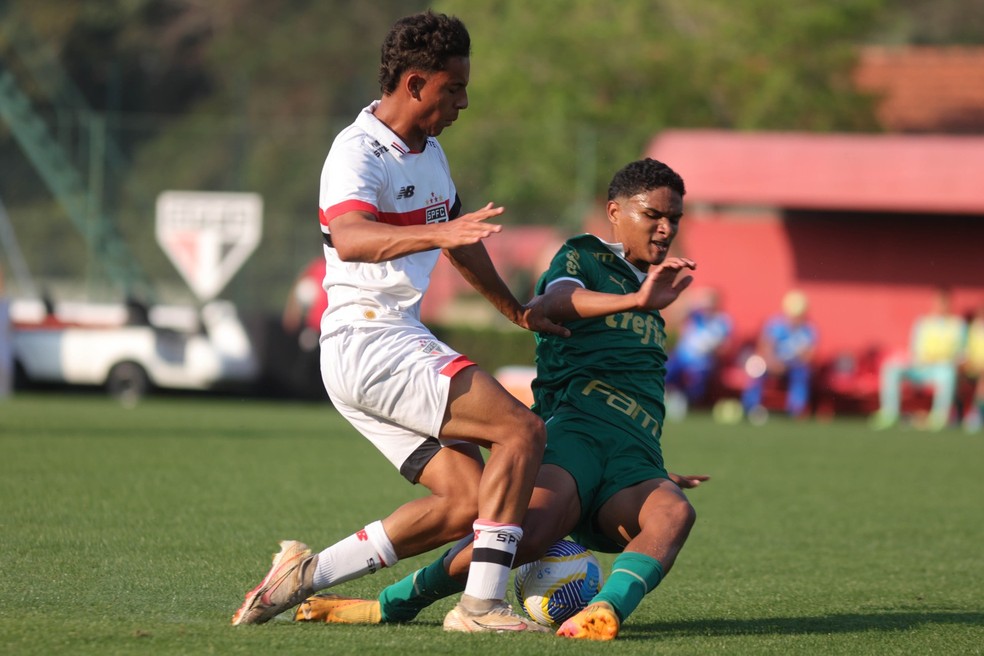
[591,552,664,622]
[378,550,465,622]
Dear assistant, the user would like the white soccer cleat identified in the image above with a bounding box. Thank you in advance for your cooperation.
[231,540,318,625]
[443,600,550,633]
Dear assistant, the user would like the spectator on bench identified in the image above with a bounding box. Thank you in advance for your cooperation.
[741,290,818,421]
[665,288,732,411]
[961,300,984,433]
[871,289,966,431]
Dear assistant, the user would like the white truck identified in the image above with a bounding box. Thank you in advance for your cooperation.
[11,298,258,402]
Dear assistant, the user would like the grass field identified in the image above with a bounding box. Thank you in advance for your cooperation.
[1,393,982,655]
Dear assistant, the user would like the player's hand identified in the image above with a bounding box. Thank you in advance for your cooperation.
[436,203,505,249]
[636,257,696,310]
[518,294,571,337]
[669,472,710,489]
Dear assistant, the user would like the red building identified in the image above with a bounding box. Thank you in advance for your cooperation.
[428,47,984,414]
[646,129,984,411]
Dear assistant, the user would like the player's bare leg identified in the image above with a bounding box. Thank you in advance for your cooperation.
[292,368,547,631]
[440,366,544,522]
[380,443,484,557]
[442,463,582,579]
[297,367,548,632]
[293,447,482,626]
[597,478,696,574]
[438,366,548,632]
[558,478,695,640]
[305,445,484,607]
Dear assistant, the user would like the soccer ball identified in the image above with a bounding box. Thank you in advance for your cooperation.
[513,539,603,627]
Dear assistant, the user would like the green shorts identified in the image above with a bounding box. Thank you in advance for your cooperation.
[542,405,668,553]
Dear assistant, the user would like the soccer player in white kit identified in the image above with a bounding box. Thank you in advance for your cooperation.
[231,11,565,633]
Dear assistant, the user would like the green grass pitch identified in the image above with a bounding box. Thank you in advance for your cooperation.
[1,393,982,655]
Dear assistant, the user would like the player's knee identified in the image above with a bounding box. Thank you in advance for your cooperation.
[647,491,696,536]
[491,410,546,458]
[668,496,697,533]
[516,412,547,456]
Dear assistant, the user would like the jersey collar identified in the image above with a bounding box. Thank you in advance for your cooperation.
[600,239,647,282]
[357,100,425,156]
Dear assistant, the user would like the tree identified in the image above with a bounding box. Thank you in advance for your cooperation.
[434,0,884,230]
[6,0,978,312]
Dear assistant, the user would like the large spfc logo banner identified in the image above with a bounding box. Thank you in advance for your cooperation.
[155,191,263,301]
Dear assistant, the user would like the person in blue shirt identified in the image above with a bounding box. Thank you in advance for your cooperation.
[741,290,818,419]
[665,288,731,408]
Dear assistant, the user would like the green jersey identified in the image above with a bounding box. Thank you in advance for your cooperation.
[532,234,668,445]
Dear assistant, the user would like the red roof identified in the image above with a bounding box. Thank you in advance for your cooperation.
[854,46,984,133]
[646,130,984,215]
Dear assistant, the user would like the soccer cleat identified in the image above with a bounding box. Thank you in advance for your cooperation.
[231,540,318,625]
[556,601,620,641]
[443,601,550,633]
[294,594,382,624]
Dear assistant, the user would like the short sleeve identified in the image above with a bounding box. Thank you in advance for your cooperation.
[319,135,386,223]
[536,241,594,295]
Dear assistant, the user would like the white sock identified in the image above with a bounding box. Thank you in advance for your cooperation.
[463,520,523,602]
[312,520,398,590]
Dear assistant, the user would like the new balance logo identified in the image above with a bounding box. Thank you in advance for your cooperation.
[396,185,415,199]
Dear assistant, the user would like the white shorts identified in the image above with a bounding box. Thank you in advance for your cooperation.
[320,321,475,481]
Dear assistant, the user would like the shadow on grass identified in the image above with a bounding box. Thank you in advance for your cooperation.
[625,610,984,641]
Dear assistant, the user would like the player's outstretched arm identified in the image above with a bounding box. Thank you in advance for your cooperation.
[445,238,569,337]
[330,204,507,263]
[537,257,696,323]
[636,257,696,310]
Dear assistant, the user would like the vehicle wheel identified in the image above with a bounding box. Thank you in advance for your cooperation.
[12,360,32,390]
[106,361,150,405]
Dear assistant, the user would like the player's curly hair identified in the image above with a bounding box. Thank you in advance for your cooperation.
[378,11,471,95]
[608,158,686,201]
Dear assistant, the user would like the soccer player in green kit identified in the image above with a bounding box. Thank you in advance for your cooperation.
[297,158,708,640]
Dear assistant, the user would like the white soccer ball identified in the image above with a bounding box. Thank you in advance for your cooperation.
[513,539,603,627]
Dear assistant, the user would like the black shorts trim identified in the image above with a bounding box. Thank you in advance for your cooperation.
[399,437,442,483]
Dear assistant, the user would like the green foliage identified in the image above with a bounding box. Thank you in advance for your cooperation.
[2,0,981,310]
[434,0,884,229]
[1,394,983,654]
[432,324,536,372]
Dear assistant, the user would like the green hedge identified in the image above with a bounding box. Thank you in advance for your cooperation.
[431,325,537,374]
[431,324,682,374]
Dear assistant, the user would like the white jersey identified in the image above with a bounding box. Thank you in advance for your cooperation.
[318,101,460,334]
